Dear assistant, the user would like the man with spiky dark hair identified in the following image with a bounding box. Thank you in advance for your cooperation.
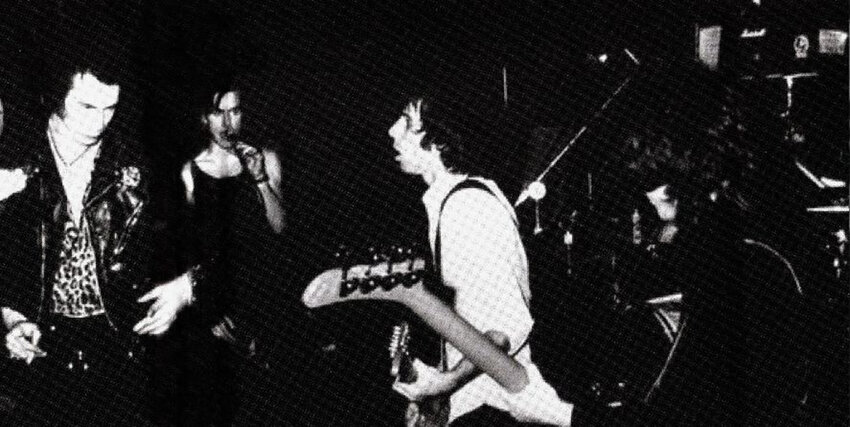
[0,36,195,426]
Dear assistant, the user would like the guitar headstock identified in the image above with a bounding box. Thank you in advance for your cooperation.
[302,244,428,309]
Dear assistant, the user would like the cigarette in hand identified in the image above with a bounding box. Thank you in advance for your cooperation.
[25,348,46,365]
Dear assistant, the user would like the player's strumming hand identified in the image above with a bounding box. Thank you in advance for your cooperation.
[392,359,458,401]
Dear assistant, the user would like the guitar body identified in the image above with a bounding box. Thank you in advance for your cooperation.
[405,398,449,427]
[390,322,450,427]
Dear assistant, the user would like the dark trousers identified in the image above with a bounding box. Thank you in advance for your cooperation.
[451,406,523,427]
[3,315,151,427]
[452,405,586,427]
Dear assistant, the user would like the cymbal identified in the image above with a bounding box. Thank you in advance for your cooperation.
[806,206,849,213]
[646,293,682,306]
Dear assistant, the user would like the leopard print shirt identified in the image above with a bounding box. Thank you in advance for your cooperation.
[51,218,106,317]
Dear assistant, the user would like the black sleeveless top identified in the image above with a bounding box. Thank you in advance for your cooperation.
[188,161,277,333]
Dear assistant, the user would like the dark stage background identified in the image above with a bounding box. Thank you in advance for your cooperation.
[0,0,847,425]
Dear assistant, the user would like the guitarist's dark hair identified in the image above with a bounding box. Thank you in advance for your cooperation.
[404,95,480,175]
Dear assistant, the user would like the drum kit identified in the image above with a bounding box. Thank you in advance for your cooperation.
[520,56,846,420]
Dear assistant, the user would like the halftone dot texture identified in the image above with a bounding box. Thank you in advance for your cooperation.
[0,0,847,426]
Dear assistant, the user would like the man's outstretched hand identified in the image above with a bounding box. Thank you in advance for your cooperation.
[133,274,192,336]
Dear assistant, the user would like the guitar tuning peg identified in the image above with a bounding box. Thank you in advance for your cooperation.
[340,278,360,297]
[383,273,402,291]
[360,276,380,293]
[403,271,421,288]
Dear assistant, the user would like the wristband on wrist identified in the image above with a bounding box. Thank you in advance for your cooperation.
[187,264,204,306]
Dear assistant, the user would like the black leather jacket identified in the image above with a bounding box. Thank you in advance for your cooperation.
[0,130,155,334]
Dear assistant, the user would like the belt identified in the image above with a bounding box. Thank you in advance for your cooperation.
[37,315,144,374]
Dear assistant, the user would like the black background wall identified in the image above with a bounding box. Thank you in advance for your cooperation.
[0,1,846,425]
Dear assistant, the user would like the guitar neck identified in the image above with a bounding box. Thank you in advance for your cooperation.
[403,289,529,393]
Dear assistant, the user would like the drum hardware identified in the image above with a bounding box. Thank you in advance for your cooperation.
[643,316,688,404]
[562,210,578,276]
[834,230,846,280]
[582,301,681,411]
[795,161,827,189]
[646,293,683,341]
[819,229,848,282]
[807,205,849,213]
[768,72,819,122]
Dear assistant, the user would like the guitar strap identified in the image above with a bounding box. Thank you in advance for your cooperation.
[435,179,519,280]
[434,179,529,371]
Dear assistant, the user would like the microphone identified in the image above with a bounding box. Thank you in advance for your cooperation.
[514,181,547,207]
[514,188,529,207]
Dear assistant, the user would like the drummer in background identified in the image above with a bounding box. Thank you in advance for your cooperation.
[622,69,808,425]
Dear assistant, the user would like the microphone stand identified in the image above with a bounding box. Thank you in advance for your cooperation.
[515,50,640,239]
[516,49,640,205]
[515,75,635,208]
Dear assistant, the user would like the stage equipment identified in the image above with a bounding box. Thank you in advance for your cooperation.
[514,49,641,237]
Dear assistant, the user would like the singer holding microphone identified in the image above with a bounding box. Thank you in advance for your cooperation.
[176,76,285,424]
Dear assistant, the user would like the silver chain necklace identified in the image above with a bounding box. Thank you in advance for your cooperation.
[49,130,98,168]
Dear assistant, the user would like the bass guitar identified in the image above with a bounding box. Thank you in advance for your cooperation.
[302,247,580,426]
[301,250,530,393]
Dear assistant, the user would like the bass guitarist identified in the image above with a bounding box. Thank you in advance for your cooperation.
[387,94,575,426]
